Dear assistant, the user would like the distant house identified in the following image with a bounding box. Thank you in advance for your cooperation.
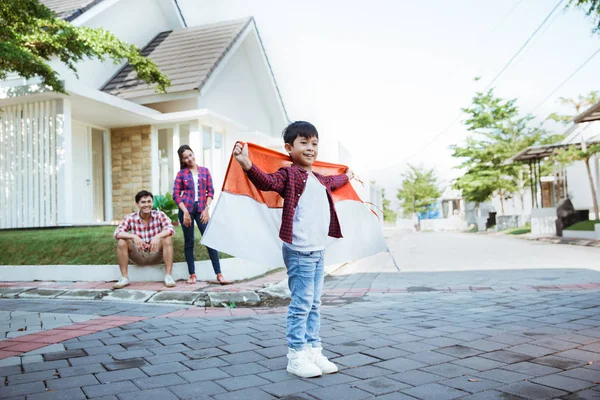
[0,0,288,229]
[509,101,600,235]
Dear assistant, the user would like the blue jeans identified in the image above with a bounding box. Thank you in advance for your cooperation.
[282,244,325,350]
[178,207,221,275]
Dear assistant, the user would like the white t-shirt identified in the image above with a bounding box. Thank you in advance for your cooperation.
[286,174,330,251]
[192,171,199,202]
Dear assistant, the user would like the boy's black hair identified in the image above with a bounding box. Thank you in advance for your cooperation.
[282,121,319,145]
[135,190,153,203]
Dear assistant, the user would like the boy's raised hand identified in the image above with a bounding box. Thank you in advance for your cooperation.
[233,142,252,171]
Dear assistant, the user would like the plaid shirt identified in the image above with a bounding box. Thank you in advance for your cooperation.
[246,164,349,244]
[113,210,175,244]
[172,166,215,213]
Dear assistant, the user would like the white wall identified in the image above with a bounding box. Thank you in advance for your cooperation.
[50,0,176,90]
[566,156,600,217]
[198,39,274,137]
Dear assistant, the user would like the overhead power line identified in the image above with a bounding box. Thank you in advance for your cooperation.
[401,0,566,164]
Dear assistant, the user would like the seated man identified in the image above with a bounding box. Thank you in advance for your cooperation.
[113,190,176,289]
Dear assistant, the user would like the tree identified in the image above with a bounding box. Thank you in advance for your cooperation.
[567,0,600,34]
[381,188,397,223]
[451,89,557,213]
[547,91,599,124]
[553,143,600,218]
[397,164,441,218]
[0,0,170,94]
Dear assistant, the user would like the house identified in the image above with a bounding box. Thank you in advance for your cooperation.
[509,101,600,235]
[0,0,289,229]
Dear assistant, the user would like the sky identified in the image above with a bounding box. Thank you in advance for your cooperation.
[178,0,600,205]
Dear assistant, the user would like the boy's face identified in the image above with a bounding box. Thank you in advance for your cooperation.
[285,135,318,168]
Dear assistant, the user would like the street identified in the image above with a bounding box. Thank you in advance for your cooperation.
[1,232,600,399]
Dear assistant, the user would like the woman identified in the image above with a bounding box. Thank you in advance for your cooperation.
[173,144,226,284]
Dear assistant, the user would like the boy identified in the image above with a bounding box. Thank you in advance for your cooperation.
[233,121,353,378]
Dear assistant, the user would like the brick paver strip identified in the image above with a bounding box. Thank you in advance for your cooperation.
[0,316,146,360]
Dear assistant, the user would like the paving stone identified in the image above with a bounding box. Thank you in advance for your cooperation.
[556,349,600,362]
[388,369,444,385]
[421,362,480,379]
[311,372,360,387]
[340,365,394,379]
[219,362,270,377]
[85,344,127,355]
[102,290,155,303]
[102,358,149,371]
[148,344,190,355]
[373,357,427,372]
[7,369,58,385]
[451,357,507,371]
[441,376,503,393]
[208,291,261,306]
[147,291,202,305]
[261,379,320,397]
[57,363,106,378]
[132,373,187,389]
[352,376,410,395]
[219,342,262,353]
[22,360,69,372]
[405,350,457,365]
[212,387,276,400]
[17,289,67,299]
[531,355,585,370]
[140,361,190,376]
[42,349,87,361]
[479,350,533,364]
[0,381,46,397]
[182,358,230,370]
[458,390,527,399]
[402,382,469,400]
[27,387,87,400]
[178,367,231,383]
[474,368,533,383]
[96,367,147,383]
[359,346,409,361]
[332,353,380,367]
[257,369,297,383]
[69,354,113,366]
[217,374,271,391]
[219,350,266,364]
[111,349,154,360]
[83,381,140,398]
[466,340,509,352]
[0,364,23,376]
[531,374,595,392]
[168,381,227,398]
[562,389,600,400]
[435,345,484,358]
[503,361,562,377]
[144,352,189,365]
[497,381,568,399]
[559,367,600,382]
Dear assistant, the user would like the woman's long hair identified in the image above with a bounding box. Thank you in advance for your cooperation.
[177,144,194,170]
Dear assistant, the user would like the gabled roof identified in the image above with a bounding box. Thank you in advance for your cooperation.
[574,100,600,124]
[102,18,253,99]
[39,0,105,21]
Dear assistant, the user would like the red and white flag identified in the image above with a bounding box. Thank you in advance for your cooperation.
[202,142,391,268]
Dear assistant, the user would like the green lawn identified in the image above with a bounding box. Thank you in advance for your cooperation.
[0,226,231,265]
[565,220,600,232]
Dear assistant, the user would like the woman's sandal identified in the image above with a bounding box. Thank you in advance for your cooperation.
[187,274,197,284]
[216,273,227,285]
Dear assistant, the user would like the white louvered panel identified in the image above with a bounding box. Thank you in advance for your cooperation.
[0,113,5,229]
[50,101,57,226]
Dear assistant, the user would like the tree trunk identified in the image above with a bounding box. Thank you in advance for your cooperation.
[499,194,505,215]
[584,157,600,219]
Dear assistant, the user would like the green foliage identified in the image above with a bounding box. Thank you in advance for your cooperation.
[0,0,170,94]
[0,226,231,265]
[397,164,441,216]
[564,220,600,231]
[568,0,600,34]
[552,143,600,166]
[381,188,398,223]
[153,192,178,223]
[451,89,557,209]
[546,91,599,124]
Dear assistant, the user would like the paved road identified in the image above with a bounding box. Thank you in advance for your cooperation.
[1,232,600,399]
[325,231,600,293]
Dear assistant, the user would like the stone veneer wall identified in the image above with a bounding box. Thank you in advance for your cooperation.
[111,126,152,218]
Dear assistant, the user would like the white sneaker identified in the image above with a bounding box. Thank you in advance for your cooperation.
[307,345,338,374]
[164,274,176,287]
[113,277,130,289]
[286,347,322,378]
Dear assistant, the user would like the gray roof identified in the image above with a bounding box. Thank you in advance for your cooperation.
[574,100,600,124]
[102,18,253,99]
[40,0,105,21]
